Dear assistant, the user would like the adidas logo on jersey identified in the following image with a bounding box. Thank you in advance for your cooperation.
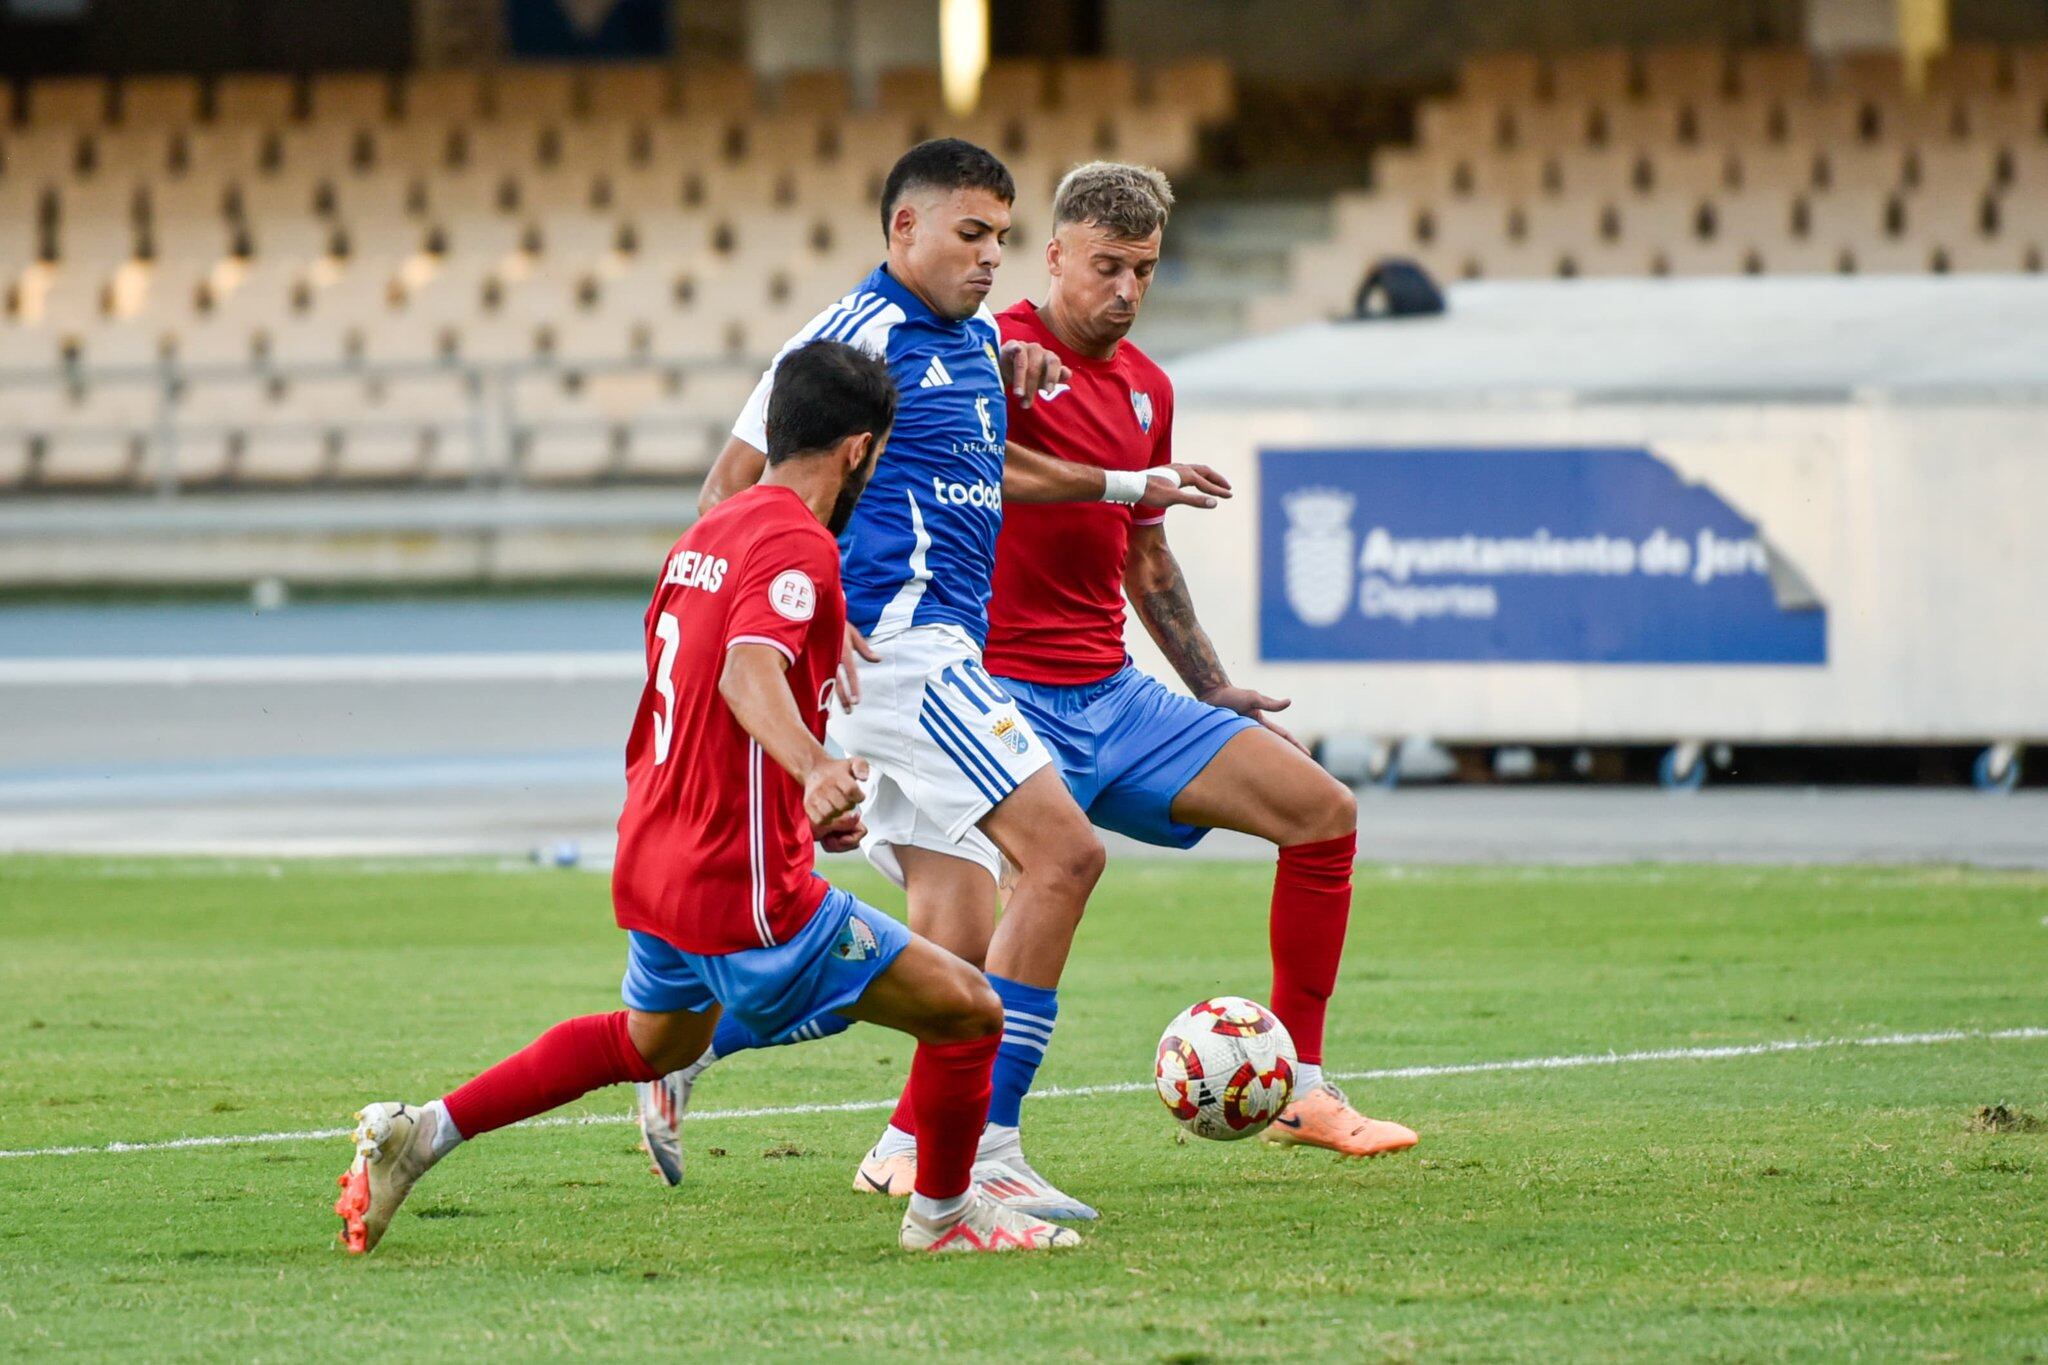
[918,356,954,388]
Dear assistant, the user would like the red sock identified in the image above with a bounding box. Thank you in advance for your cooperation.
[442,1011,661,1140]
[1268,831,1356,1065]
[908,1034,999,1201]
[887,1082,919,1138]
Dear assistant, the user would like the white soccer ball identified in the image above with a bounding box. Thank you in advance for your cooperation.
[1154,996,1298,1140]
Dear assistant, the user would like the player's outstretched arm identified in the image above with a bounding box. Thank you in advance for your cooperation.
[719,644,867,825]
[699,437,770,517]
[1001,441,1229,508]
[1125,524,1308,754]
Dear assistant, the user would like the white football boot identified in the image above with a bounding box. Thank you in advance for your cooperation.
[635,1065,700,1188]
[971,1126,1098,1221]
[899,1189,1081,1253]
[334,1101,443,1254]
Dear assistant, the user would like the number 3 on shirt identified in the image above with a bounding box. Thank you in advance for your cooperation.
[651,611,681,764]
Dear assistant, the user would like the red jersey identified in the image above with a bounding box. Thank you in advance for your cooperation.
[611,484,843,954]
[984,300,1174,685]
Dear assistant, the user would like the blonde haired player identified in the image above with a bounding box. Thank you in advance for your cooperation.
[845,162,1418,1214]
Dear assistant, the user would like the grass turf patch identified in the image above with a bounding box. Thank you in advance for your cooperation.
[1,856,2044,1360]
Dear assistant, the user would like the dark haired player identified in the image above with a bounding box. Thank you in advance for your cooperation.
[333,340,1078,1255]
[633,140,1227,1220]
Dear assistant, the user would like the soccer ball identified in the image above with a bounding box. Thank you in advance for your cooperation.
[1154,996,1298,1140]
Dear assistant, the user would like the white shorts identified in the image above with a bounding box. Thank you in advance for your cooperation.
[826,623,1046,888]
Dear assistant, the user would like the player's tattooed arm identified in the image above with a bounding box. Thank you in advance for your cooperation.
[1125,524,1228,697]
[699,437,769,517]
[1127,525,1308,753]
[720,644,867,825]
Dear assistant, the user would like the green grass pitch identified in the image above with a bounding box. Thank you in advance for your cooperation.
[1,855,2044,1360]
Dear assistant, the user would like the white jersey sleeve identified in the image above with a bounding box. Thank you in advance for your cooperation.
[731,288,899,452]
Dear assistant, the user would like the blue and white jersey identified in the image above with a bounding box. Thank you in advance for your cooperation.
[733,264,1007,645]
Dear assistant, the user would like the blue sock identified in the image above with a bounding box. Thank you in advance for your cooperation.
[708,1011,851,1060]
[987,976,1057,1128]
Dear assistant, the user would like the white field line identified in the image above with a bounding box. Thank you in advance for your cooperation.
[3,1025,2042,1164]
[0,652,643,687]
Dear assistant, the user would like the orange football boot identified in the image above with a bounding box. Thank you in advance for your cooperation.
[1263,1082,1419,1157]
[852,1145,918,1197]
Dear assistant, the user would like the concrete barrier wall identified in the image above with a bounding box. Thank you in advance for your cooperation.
[1127,396,2048,744]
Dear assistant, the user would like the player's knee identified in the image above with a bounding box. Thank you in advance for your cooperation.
[963,976,1004,1038]
[628,1012,708,1074]
[931,970,1003,1042]
[1300,777,1358,844]
[638,1037,700,1075]
[1026,827,1105,895]
[1070,833,1108,889]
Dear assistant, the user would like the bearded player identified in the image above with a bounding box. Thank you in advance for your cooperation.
[631,141,1226,1222]
[332,340,1076,1256]
[844,164,1419,1209]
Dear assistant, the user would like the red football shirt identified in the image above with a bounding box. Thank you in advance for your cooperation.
[611,484,843,954]
[984,300,1175,685]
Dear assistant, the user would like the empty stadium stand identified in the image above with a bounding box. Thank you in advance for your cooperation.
[1253,43,2048,332]
[0,58,1231,492]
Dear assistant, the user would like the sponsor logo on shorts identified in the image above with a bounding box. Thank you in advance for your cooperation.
[833,915,881,961]
[990,716,1030,755]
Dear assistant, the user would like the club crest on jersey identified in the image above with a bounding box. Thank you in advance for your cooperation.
[990,716,1030,755]
[1131,390,1154,432]
[832,915,881,962]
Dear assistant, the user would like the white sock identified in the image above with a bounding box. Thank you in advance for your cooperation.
[909,1189,972,1223]
[422,1099,464,1159]
[966,1129,1015,1162]
[872,1123,917,1160]
[1294,1062,1324,1095]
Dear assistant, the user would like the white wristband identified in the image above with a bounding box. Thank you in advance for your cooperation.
[1100,469,1148,504]
[1102,467,1180,503]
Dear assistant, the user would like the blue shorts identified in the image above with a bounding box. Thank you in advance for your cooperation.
[996,664,1259,849]
[620,886,911,1044]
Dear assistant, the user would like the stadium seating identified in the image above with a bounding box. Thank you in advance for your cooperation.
[1254,42,2048,331]
[0,59,1230,492]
